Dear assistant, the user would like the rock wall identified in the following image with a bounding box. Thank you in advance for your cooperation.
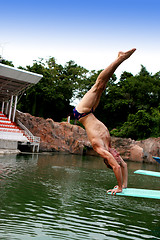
[111,137,160,164]
[16,111,160,164]
[16,111,91,155]
[136,138,160,163]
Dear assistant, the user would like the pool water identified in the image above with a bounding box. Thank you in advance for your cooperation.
[0,153,160,240]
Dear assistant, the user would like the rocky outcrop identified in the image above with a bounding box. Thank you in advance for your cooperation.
[111,137,160,164]
[16,111,91,154]
[111,137,144,162]
[136,138,160,163]
[16,111,160,164]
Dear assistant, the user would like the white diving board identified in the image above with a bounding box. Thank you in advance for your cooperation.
[107,188,160,199]
[134,170,160,178]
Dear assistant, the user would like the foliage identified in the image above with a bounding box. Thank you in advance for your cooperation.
[0,58,14,67]
[97,66,160,139]
[2,54,160,140]
[150,107,160,138]
[110,110,153,140]
[17,58,88,121]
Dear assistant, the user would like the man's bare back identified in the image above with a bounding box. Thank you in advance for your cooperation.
[79,113,111,151]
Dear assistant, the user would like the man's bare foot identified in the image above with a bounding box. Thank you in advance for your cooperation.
[118,48,136,61]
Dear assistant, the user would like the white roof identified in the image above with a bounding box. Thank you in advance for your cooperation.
[0,63,43,101]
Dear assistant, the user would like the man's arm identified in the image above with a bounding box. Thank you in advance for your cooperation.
[94,146,123,195]
[120,157,128,188]
[113,159,128,190]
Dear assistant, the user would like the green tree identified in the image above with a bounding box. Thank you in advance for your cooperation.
[0,58,14,67]
[7,56,159,140]
[150,107,160,137]
[111,110,152,139]
[93,66,160,139]
[17,58,88,121]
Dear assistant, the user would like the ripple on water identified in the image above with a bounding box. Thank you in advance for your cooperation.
[0,154,160,240]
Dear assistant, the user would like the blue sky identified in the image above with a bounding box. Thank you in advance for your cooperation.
[1,0,160,78]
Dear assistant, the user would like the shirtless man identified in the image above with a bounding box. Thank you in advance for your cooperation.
[73,48,136,195]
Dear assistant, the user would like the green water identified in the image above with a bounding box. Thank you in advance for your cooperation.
[0,153,160,240]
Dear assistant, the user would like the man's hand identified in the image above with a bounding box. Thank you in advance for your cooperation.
[107,186,122,195]
[113,185,127,189]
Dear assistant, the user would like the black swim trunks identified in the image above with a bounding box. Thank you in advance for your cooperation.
[73,107,93,120]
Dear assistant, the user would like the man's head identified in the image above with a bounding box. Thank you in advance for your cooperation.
[104,158,112,169]
[108,147,122,164]
[104,147,122,169]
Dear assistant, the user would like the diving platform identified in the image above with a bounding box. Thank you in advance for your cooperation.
[0,112,40,152]
[0,63,43,153]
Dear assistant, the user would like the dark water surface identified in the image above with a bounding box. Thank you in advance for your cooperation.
[0,153,160,240]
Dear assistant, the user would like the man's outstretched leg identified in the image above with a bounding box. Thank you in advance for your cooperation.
[73,48,136,195]
[76,48,136,113]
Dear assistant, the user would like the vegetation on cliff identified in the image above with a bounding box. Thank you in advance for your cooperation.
[2,58,160,140]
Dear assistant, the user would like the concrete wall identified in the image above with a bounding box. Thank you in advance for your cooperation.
[0,139,18,150]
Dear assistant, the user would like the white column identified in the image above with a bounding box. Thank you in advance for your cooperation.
[12,95,18,122]
[1,102,4,113]
[8,95,13,120]
[67,115,70,123]
[5,102,9,116]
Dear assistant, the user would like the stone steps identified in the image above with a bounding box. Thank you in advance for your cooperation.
[0,113,28,142]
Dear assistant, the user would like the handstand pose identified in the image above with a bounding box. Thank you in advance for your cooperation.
[73,48,136,195]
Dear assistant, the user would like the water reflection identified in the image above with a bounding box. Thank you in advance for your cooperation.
[0,153,160,240]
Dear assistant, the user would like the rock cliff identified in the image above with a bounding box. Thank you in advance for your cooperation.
[16,111,160,164]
